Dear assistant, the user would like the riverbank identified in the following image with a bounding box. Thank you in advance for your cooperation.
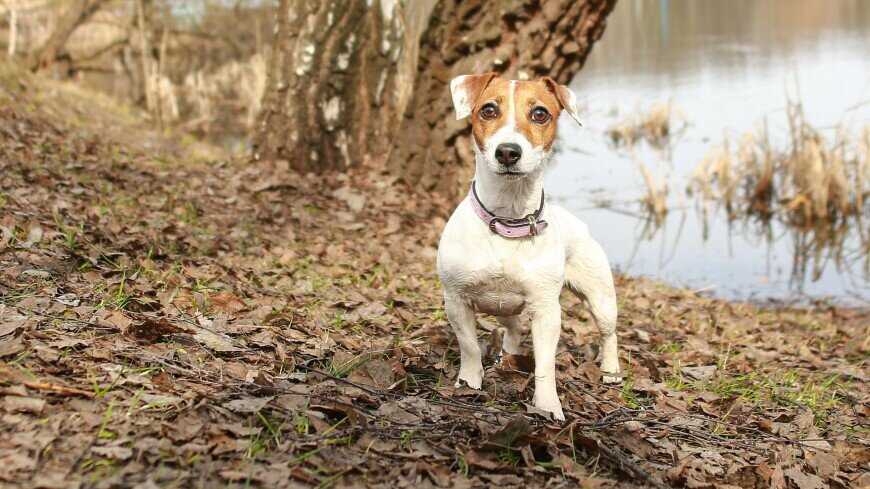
[1,66,867,488]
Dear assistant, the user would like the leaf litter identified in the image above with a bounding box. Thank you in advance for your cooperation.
[0,66,868,488]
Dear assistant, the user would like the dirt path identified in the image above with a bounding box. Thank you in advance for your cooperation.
[1,67,867,488]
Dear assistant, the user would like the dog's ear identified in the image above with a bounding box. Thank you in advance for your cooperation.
[450,72,498,120]
[543,77,582,126]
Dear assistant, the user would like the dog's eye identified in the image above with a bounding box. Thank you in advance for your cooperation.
[530,107,551,124]
[479,103,499,120]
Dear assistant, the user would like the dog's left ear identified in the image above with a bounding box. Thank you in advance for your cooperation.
[450,72,498,120]
[543,77,582,126]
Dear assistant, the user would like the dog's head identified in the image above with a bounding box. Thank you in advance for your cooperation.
[450,73,582,179]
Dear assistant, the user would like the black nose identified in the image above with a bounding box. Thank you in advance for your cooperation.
[495,143,522,166]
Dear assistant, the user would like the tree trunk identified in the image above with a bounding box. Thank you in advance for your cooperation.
[253,0,616,199]
[28,0,108,72]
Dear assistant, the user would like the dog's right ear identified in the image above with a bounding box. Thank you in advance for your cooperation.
[450,72,497,120]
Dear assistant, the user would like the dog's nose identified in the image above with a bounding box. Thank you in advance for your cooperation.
[495,143,522,166]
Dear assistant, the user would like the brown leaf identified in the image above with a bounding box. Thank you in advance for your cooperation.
[91,445,133,461]
[464,449,501,470]
[805,450,839,479]
[374,401,421,424]
[127,317,186,342]
[210,292,247,314]
[223,396,273,413]
[0,450,36,479]
[482,415,534,450]
[168,412,204,442]
[756,463,786,489]
[347,358,395,389]
[499,353,534,373]
[783,466,826,489]
[0,336,24,358]
[105,310,133,332]
[0,319,24,337]
[193,328,243,352]
[681,365,717,381]
[3,395,46,414]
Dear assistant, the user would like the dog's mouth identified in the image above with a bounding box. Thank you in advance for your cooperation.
[496,170,526,177]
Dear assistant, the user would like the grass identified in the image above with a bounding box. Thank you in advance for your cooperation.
[691,369,849,424]
[327,352,369,378]
[455,453,470,477]
[97,402,117,440]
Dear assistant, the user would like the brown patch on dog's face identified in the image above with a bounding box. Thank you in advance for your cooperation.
[514,81,562,151]
[470,78,511,151]
[470,79,563,152]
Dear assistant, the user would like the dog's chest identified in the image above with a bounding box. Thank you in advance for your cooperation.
[441,232,565,316]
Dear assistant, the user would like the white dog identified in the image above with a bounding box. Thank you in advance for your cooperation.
[437,73,621,421]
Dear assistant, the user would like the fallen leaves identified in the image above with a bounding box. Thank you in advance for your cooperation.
[0,77,866,489]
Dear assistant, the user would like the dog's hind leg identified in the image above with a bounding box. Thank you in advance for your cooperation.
[564,234,621,384]
[445,292,484,388]
[497,315,525,356]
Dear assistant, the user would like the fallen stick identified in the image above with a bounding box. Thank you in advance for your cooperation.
[24,381,94,398]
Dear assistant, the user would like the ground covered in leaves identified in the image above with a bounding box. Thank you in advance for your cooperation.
[1,65,868,489]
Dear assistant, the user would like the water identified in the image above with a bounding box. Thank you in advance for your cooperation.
[548,0,870,305]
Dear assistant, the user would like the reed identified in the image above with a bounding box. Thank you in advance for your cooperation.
[608,102,684,149]
[638,161,669,224]
[689,99,869,227]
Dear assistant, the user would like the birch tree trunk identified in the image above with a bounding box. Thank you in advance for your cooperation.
[253,0,616,198]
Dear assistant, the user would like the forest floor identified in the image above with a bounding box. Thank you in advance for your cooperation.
[0,64,868,489]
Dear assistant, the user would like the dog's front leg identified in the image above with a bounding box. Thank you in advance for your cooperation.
[530,299,565,421]
[445,293,483,388]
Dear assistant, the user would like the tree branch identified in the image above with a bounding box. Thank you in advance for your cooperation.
[28,0,111,72]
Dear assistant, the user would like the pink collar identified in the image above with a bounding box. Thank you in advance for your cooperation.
[469,182,548,238]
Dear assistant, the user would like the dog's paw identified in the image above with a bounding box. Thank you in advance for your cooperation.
[531,402,565,422]
[455,370,483,389]
[601,371,623,384]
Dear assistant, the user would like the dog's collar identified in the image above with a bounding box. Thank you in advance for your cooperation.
[469,181,548,238]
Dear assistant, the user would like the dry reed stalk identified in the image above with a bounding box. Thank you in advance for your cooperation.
[690,139,739,214]
[608,102,684,149]
[638,161,668,223]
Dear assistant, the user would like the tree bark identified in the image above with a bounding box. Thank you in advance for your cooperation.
[28,0,109,72]
[253,0,616,199]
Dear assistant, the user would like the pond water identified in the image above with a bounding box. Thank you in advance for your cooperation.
[548,0,870,305]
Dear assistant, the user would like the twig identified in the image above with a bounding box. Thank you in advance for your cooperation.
[23,381,94,398]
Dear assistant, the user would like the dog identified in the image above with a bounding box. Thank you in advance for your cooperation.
[437,73,621,421]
